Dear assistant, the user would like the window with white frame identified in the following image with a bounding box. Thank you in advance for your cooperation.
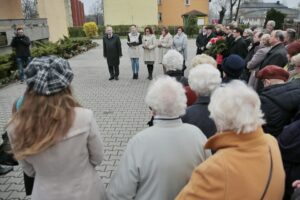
[184,0,190,5]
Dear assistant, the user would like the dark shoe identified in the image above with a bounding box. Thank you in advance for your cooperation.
[109,77,114,81]
[132,74,136,79]
[148,75,153,80]
[0,165,13,175]
[136,74,139,79]
[115,77,119,80]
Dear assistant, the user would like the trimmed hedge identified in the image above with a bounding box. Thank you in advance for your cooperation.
[0,37,98,86]
[69,25,199,38]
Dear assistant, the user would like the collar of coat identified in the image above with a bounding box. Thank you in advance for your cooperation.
[195,96,210,105]
[205,127,266,151]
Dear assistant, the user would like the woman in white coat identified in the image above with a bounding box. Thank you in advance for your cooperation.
[158,27,173,74]
[107,76,210,200]
[173,26,188,74]
[7,56,106,200]
[142,27,156,80]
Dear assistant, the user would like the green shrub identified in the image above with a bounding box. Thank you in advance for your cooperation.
[0,37,97,86]
[68,27,86,38]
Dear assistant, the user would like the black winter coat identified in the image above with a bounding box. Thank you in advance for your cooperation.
[229,37,248,59]
[196,33,215,55]
[260,43,288,69]
[181,96,216,138]
[10,35,31,57]
[103,34,122,66]
[278,111,300,200]
[260,79,300,137]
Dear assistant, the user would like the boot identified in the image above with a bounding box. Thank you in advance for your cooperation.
[0,132,18,166]
[136,73,139,79]
[133,74,135,79]
[148,65,153,80]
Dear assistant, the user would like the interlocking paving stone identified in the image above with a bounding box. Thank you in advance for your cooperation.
[0,39,196,199]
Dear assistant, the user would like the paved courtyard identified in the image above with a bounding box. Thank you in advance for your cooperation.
[0,39,196,199]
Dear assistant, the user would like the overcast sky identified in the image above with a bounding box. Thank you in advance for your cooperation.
[82,0,300,15]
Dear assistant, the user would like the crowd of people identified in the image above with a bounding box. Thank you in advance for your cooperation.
[0,20,300,200]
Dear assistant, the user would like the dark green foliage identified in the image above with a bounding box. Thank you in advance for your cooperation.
[264,8,286,29]
[68,27,86,38]
[0,37,97,86]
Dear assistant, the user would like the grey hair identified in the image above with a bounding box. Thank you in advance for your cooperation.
[208,80,265,134]
[291,53,300,68]
[244,29,253,37]
[274,30,285,42]
[267,20,276,28]
[188,64,221,96]
[261,34,271,46]
[162,50,183,71]
[145,76,187,117]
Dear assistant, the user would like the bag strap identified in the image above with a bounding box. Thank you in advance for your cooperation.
[260,146,273,200]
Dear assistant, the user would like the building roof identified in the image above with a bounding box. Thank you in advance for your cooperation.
[181,10,207,17]
[241,2,288,9]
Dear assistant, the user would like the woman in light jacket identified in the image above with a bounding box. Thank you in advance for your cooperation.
[142,27,156,80]
[158,27,173,74]
[7,56,106,200]
[247,34,271,89]
[107,76,210,200]
[127,25,142,79]
[176,81,285,200]
[173,26,188,74]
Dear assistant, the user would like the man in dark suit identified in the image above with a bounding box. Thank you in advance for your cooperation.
[260,30,288,69]
[229,27,248,59]
[103,26,122,80]
[196,25,215,55]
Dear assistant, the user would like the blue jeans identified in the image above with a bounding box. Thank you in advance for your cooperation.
[131,58,139,74]
[16,57,31,81]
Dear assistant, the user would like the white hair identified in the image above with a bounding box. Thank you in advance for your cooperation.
[188,64,221,96]
[145,76,187,117]
[291,52,300,68]
[162,50,183,71]
[267,20,276,28]
[191,54,217,68]
[208,80,265,134]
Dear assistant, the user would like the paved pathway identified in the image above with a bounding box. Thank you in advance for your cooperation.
[0,39,196,199]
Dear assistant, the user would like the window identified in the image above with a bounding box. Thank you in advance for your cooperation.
[157,0,162,5]
[158,12,162,22]
[184,0,190,5]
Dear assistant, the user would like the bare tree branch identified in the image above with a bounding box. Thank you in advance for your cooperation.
[21,0,38,19]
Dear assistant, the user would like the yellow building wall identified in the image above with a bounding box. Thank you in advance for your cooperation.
[104,0,158,26]
[37,0,69,42]
[0,0,23,19]
[158,0,209,26]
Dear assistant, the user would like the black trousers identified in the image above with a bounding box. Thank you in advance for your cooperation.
[108,65,119,78]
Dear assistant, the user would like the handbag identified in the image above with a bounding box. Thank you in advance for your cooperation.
[260,146,273,200]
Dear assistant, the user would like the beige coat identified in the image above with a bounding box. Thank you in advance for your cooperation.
[142,34,156,63]
[176,128,285,200]
[158,33,173,64]
[7,108,107,200]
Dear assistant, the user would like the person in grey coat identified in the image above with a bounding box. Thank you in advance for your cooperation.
[7,56,107,200]
[173,27,188,73]
[107,76,210,200]
[247,34,271,89]
[103,26,122,81]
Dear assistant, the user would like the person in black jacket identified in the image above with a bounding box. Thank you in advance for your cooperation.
[229,27,248,59]
[196,26,207,55]
[260,30,288,69]
[256,65,300,137]
[223,25,235,57]
[182,64,221,138]
[278,111,300,200]
[103,26,122,80]
[10,27,31,83]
